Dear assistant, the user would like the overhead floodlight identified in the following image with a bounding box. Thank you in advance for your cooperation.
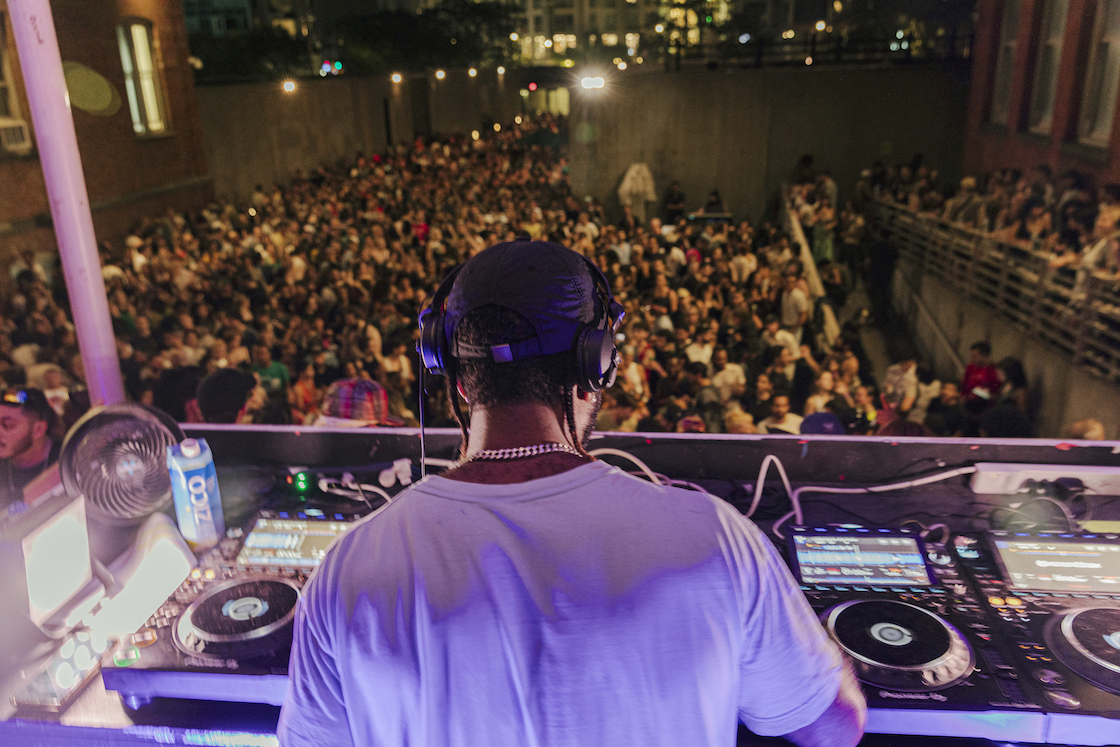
[581,76,605,89]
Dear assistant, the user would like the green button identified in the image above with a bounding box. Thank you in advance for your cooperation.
[112,646,141,667]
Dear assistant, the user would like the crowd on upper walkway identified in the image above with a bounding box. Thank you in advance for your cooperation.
[859,160,1120,283]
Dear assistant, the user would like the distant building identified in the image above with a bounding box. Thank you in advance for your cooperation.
[0,0,210,273]
[964,0,1120,182]
[182,0,254,36]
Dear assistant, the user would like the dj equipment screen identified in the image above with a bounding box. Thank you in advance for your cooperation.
[792,534,932,586]
[235,517,352,569]
[993,538,1120,593]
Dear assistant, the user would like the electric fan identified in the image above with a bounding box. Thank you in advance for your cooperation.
[60,403,184,527]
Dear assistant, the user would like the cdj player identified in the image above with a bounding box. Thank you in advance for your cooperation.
[787,526,1047,742]
[954,530,1120,744]
[101,508,364,708]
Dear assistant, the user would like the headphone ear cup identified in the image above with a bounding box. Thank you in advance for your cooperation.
[576,327,618,392]
[418,308,448,376]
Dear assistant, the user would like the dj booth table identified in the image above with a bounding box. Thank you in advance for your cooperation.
[2,426,1120,746]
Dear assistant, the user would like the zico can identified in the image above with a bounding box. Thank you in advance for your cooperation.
[167,438,225,550]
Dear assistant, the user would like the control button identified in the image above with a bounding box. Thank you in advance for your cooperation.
[190,569,202,580]
[928,551,952,566]
[130,629,157,648]
[988,597,1006,606]
[1005,597,1023,607]
[1033,669,1064,686]
[1045,690,1081,710]
[204,569,216,580]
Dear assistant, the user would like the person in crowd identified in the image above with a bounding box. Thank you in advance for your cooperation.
[196,368,264,424]
[961,341,1001,414]
[279,239,866,747]
[1063,418,1106,440]
[0,388,60,511]
[926,381,967,438]
[756,394,803,435]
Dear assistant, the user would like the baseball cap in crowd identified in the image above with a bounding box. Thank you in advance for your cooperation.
[443,238,621,363]
[800,412,845,435]
[314,378,404,427]
[196,368,257,423]
[0,387,55,423]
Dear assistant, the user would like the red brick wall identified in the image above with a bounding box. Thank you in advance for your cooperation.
[964,0,1120,185]
[0,0,210,273]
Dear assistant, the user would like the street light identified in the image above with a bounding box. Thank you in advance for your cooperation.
[391,72,402,83]
[435,69,446,79]
[497,66,506,74]
[581,76,605,89]
[282,80,296,93]
[815,20,826,31]
[655,24,664,32]
[469,68,477,77]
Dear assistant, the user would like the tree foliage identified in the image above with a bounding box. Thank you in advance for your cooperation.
[335,0,519,74]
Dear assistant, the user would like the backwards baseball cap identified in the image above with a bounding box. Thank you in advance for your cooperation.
[442,239,621,363]
[1,387,55,423]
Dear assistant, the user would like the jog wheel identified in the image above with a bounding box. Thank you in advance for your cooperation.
[1046,607,1120,695]
[174,577,300,660]
[824,600,974,692]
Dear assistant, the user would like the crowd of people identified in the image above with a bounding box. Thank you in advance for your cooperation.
[0,120,1109,458]
[859,158,1120,281]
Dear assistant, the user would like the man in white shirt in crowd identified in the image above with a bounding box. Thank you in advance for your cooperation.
[279,239,865,747]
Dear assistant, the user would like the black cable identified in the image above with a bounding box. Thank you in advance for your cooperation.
[418,365,427,478]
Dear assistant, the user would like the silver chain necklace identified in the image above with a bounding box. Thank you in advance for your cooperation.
[463,442,583,463]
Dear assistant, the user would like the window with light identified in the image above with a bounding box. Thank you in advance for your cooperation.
[117,20,167,136]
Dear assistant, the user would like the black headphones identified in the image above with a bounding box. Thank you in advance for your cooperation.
[418,248,624,392]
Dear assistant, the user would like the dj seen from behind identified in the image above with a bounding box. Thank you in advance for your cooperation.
[0,387,60,513]
[279,239,866,747]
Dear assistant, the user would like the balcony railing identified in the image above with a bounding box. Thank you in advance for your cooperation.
[868,200,1120,382]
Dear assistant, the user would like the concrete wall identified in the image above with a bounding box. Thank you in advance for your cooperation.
[892,264,1120,440]
[196,69,522,202]
[569,63,971,223]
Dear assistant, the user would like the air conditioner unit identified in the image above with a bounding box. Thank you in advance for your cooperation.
[0,117,32,156]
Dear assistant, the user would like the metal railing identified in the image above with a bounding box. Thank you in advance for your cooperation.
[868,200,1120,382]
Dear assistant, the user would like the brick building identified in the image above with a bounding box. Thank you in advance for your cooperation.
[0,0,210,277]
[965,0,1120,184]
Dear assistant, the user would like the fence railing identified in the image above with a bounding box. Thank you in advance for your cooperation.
[656,31,972,69]
[868,200,1120,382]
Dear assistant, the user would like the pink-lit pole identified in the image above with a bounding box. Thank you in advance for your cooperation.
[8,0,125,406]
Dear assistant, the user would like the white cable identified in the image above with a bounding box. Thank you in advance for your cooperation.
[668,479,714,495]
[745,454,795,518]
[772,466,979,539]
[320,479,394,504]
[589,448,662,485]
[423,458,457,469]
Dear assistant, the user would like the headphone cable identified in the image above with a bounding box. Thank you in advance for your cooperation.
[418,360,427,478]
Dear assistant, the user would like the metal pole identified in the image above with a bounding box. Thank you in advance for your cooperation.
[8,0,126,406]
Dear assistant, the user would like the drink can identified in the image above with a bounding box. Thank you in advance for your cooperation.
[167,438,225,550]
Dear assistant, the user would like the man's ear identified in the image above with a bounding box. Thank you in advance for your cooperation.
[576,387,594,401]
[31,418,49,441]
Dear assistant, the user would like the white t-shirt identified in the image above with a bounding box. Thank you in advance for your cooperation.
[279,462,842,747]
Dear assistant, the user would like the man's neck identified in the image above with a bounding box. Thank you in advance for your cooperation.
[444,401,592,484]
[13,437,51,470]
